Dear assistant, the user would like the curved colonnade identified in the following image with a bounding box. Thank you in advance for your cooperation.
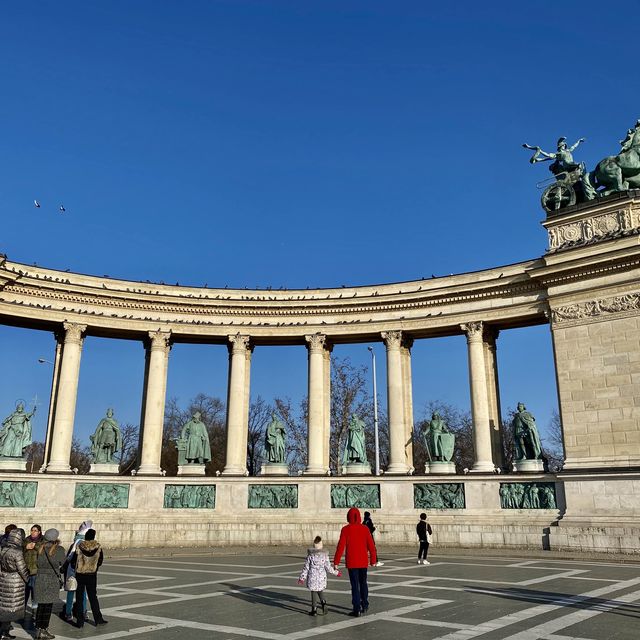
[1,194,640,552]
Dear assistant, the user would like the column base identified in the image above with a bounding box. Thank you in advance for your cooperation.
[89,463,120,475]
[137,464,162,476]
[515,459,545,473]
[470,461,496,473]
[222,465,248,476]
[44,461,71,474]
[304,465,327,476]
[385,463,410,475]
[425,461,457,475]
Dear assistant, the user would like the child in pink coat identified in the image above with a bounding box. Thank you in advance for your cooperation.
[297,536,341,616]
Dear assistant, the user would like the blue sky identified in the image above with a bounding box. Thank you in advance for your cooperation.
[1,1,635,449]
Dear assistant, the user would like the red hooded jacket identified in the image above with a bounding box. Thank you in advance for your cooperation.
[333,507,377,569]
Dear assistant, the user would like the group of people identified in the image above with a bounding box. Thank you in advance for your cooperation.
[0,520,106,640]
[298,508,433,617]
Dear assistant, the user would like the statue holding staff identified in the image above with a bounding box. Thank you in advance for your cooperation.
[0,401,35,458]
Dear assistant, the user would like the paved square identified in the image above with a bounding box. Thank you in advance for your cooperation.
[12,551,640,640]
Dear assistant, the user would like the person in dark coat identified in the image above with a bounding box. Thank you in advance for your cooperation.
[362,512,384,567]
[416,513,433,565]
[0,528,29,639]
[72,529,107,628]
[333,508,377,617]
[34,529,66,639]
[24,524,42,612]
[0,526,16,549]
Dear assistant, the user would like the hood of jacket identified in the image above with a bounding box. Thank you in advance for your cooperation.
[307,547,327,557]
[347,507,361,524]
[6,528,24,549]
[78,540,101,557]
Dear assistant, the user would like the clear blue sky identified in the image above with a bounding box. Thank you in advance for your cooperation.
[1,1,636,449]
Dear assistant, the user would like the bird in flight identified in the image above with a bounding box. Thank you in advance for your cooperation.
[59,205,66,213]
[34,200,41,208]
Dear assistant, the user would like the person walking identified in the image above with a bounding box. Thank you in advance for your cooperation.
[333,507,377,617]
[34,529,66,639]
[72,529,107,628]
[60,520,92,623]
[23,525,42,614]
[297,536,341,616]
[362,512,384,567]
[0,528,29,640]
[416,513,433,565]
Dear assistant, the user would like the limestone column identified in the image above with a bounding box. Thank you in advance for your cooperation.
[383,330,409,474]
[462,322,495,472]
[240,345,254,474]
[483,327,504,469]
[46,322,86,473]
[400,336,415,471]
[137,330,171,475]
[40,331,63,471]
[322,343,332,472]
[305,333,326,475]
[223,334,250,475]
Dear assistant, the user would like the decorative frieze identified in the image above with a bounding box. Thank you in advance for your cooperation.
[248,484,298,508]
[551,292,640,324]
[330,484,381,509]
[499,482,556,509]
[0,481,37,507]
[547,207,639,251]
[74,483,130,508]
[413,483,465,509]
[163,484,215,509]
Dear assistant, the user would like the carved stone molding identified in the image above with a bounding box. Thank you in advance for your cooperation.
[62,322,86,345]
[551,293,640,324]
[381,330,402,350]
[148,329,171,352]
[228,333,250,354]
[305,333,326,352]
[547,206,639,252]
[461,321,483,342]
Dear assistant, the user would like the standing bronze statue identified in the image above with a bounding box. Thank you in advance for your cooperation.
[90,408,123,463]
[421,412,455,463]
[179,411,211,464]
[0,401,35,458]
[512,403,542,461]
[342,415,367,465]
[264,413,286,464]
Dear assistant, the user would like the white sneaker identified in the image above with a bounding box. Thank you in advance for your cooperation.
[417,560,422,564]
[375,561,384,566]
[423,560,430,565]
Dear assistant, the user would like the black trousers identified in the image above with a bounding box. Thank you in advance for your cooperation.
[418,540,430,560]
[347,568,369,612]
[35,602,53,629]
[74,573,103,624]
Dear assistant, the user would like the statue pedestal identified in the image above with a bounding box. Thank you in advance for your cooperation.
[425,461,456,475]
[178,464,205,476]
[515,459,544,473]
[0,459,26,472]
[89,463,120,475]
[261,463,289,476]
[343,462,371,476]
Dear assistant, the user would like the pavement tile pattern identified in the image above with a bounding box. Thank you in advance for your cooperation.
[11,552,640,640]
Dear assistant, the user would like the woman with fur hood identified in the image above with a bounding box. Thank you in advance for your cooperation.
[71,529,107,628]
[297,536,341,616]
[0,527,29,640]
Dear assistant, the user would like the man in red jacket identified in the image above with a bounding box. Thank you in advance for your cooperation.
[333,507,377,616]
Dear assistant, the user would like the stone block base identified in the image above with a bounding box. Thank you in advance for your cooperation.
[0,459,27,472]
[425,461,456,474]
[260,463,289,476]
[515,459,545,473]
[177,464,205,476]
[343,463,372,475]
[89,463,120,475]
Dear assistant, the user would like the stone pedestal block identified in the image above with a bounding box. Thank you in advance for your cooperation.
[425,461,456,475]
[343,462,372,475]
[177,464,205,476]
[515,459,545,473]
[0,459,26,472]
[260,463,289,476]
[89,463,120,475]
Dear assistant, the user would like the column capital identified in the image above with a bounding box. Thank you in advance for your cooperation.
[148,329,171,352]
[305,333,326,353]
[461,321,484,342]
[62,322,87,345]
[402,335,414,350]
[382,330,402,350]
[229,333,250,354]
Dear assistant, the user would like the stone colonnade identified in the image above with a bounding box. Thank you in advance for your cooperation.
[40,324,504,475]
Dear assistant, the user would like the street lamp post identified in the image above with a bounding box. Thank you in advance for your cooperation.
[368,346,380,476]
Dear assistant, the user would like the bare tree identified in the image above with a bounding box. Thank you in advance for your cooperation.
[273,396,307,473]
[246,395,272,476]
[25,442,44,474]
[70,437,91,474]
[116,423,139,475]
[544,409,564,471]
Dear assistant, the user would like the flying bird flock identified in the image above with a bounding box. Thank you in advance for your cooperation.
[34,200,66,213]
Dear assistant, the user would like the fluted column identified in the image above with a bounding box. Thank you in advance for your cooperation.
[322,343,332,472]
[483,327,504,470]
[305,333,326,474]
[383,330,409,474]
[401,336,415,471]
[223,334,250,475]
[137,330,171,475]
[240,345,254,473]
[46,322,86,473]
[462,322,495,472]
